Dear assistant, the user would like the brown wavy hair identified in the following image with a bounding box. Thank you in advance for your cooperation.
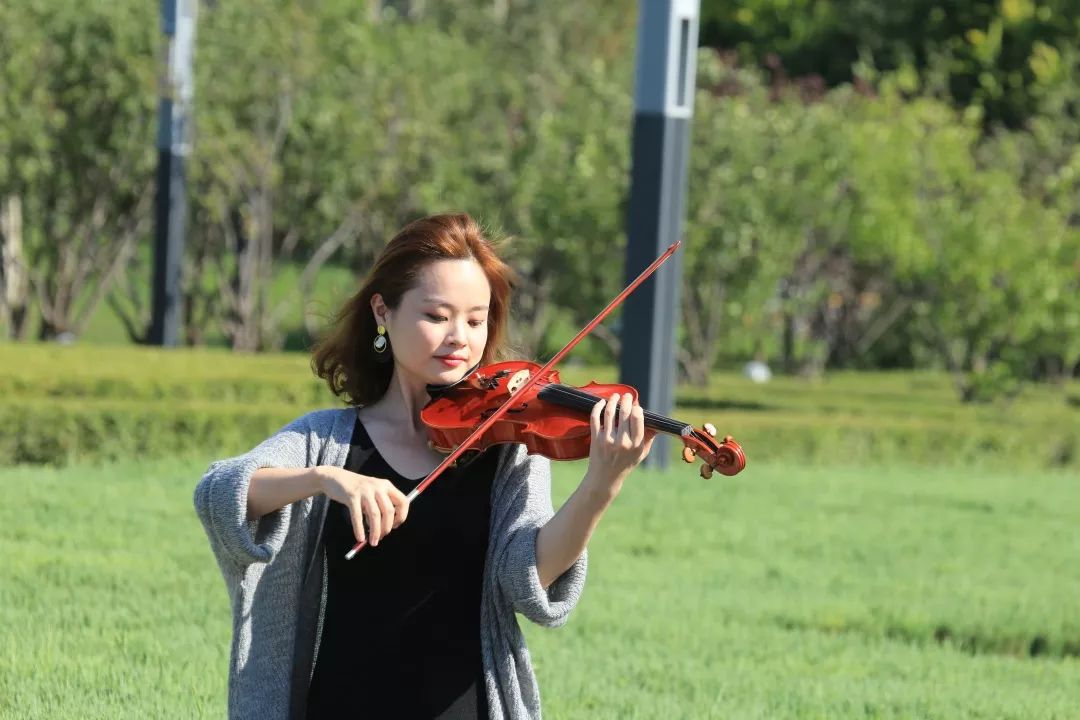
[311,213,517,407]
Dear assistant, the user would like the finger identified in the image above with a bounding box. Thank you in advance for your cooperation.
[363,494,382,547]
[640,433,656,460]
[604,393,620,442]
[348,500,367,545]
[388,486,409,527]
[631,404,646,447]
[618,395,634,439]
[590,398,605,439]
[376,491,395,543]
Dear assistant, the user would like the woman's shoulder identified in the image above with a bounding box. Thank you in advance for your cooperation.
[274,407,358,457]
[494,442,551,482]
[295,406,357,432]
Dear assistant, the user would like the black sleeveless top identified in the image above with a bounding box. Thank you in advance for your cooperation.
[305,418,498,719]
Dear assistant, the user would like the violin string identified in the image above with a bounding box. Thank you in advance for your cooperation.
[537,383,691,436]
[545,385,689,434]
[528,382,721,460]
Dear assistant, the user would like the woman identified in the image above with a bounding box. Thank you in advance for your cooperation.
[194,212,654,720]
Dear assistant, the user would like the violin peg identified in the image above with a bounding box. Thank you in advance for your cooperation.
[703,422,717,437]
[682,447,697,464]
[723,434,734,444]
[699,463,714,479]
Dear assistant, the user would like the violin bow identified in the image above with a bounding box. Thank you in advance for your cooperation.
[346,239,682,559]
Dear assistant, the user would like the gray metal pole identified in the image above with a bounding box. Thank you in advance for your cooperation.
[619,0,699,469]
[150,0,198,346]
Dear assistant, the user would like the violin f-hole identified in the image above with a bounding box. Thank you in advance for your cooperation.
[480,403,529,420]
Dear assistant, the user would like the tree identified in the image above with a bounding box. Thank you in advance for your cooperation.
[700,0,1080,128]
[844,84,1080,398]
[0,2,156,341]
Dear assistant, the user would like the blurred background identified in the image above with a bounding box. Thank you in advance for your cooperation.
[1,1,1079,718]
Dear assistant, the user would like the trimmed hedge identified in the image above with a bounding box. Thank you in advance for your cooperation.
[0,343,329,403]
[0,374,328,405]
[2,343,1077,469]
[5,397,1075,469]
[1,398,305,466]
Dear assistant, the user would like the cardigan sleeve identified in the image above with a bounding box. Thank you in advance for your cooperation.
[193,412,321,572]
[493,446,588,628]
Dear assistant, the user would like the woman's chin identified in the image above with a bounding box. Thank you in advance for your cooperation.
[427,362,471,385]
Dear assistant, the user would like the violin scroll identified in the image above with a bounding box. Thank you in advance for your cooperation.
[680,423,746,479]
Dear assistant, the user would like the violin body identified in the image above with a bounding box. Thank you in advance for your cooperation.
[422,360,638,461]
[422,360,746,477]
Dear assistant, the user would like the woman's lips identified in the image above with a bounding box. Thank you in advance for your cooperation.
[436,356,466,367]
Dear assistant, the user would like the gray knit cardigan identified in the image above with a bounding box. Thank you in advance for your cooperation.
[193,407,587,720]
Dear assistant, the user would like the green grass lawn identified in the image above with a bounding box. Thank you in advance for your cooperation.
[3,456,1078,718]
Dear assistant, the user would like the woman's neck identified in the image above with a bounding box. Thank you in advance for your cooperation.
[365,365,430,435]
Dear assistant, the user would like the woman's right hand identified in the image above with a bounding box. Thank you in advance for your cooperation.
[315,466,409,546]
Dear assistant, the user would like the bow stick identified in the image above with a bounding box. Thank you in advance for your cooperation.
[346,239,682,559]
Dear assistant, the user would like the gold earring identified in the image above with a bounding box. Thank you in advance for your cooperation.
[373,324,388,353]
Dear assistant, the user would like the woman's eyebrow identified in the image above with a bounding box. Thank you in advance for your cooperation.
[422,297,489,312]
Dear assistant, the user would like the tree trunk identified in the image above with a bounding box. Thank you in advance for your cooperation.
[0,195,30,340]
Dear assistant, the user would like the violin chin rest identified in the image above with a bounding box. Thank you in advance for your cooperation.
[426,440,453,454]
[425,360,484,395]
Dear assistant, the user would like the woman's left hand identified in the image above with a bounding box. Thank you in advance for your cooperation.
[585,393,655,497]
[534,392,655,588]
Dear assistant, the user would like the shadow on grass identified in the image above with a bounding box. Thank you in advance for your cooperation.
[675,396,776,412]
[774,616,1080,661]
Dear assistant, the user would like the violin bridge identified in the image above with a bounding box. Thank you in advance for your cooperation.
[507,369,531,394]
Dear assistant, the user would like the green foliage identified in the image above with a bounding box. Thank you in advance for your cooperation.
[0,0,1077,398]
[173,0,642,352]
[683,55,853,377]
[700,0,1080,128]
[0,0,156,338]
[3,458,1079,717]
[984,48,1080,378]
[384,1,639,359]
[681,52,1080,396]
[843,85,1079,398]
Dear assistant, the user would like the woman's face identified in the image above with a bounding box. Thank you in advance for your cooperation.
[374,259,492,388]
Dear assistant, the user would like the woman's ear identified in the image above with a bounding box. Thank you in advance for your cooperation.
[370,293,388,326]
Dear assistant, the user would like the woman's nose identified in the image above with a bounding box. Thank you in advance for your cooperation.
[446,319,467,346]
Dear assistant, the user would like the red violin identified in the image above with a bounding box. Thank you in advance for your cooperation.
[345,239,746,560]
[421,359,746,479]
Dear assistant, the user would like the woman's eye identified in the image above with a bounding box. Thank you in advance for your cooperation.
[426,313,447,322]
[469,319,486,328]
